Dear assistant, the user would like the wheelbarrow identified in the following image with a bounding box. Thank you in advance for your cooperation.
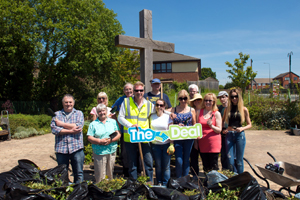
[244,152,300,196]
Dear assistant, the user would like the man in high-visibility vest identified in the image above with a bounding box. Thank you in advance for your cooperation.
[118,81,155,182]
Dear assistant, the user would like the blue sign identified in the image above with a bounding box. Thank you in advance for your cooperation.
[128,127,169,143]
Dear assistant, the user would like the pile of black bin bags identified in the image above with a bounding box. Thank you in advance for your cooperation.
[0,159,269,200]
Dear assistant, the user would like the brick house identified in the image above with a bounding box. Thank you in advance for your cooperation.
[248,78,271,89]
[273,72,300,88]
[152,52,201,82]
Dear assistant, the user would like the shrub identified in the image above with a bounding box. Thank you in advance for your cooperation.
[291,115,300,128]
[12,126,46,139]
[9,114,52,136]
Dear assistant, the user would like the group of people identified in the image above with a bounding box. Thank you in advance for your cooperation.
[50,79,252,186]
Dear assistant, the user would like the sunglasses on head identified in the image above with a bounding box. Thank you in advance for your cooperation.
[134,89,144,92]
[178,97,188,101]
[98,97,106,100]
[204,99,213,103]
[231,95,238,99]
[156,104,165,107]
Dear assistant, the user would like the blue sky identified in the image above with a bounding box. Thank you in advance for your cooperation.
[103,0,300,85]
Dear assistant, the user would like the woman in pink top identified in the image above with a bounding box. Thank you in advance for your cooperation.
[197,93,222,172]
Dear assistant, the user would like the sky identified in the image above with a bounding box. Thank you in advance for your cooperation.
[103,0,300,85]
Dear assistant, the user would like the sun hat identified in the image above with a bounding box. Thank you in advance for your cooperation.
[217,91,228,98]
[151,78,161,84]
[190,93,203,102]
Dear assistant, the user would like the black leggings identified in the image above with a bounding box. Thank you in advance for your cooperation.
[200,152,219,172]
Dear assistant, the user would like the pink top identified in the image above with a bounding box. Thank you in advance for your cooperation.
[198,109,221,153]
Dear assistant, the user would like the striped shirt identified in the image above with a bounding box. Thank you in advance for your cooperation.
[50,108,84,154]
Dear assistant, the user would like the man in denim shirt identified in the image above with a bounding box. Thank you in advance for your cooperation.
[50,94,85,183]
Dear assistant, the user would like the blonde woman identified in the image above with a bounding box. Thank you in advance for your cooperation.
[197,93,222,172]
[90,92,111,121]
[171,89,196,178]
[223,89,251,174]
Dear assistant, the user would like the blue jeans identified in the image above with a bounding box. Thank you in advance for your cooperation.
[151,143,171,185]
[174,140,194,178]
[56,149,85,184]
[226,131,246,174]
[124,142,153,182]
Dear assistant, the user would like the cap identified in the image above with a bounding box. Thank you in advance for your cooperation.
[217,91,228,98]
[151,78,161,84]
[190,93,203,102]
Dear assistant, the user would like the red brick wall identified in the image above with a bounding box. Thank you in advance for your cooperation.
[274,73,300,88]
[136,72,199,82]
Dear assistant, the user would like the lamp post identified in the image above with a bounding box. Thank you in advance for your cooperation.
[264,62,271,87]
[287,51,293,89]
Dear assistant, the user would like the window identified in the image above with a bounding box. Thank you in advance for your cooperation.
[294,77,298,81]
[258,83,261,86]
[262,83,265,86]
[285,77,290,81]
[153,62,172,73]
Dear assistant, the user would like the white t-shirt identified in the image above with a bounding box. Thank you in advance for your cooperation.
[150,113,173,145]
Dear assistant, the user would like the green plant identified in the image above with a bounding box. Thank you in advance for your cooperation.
[183,189,201,196]
[9,114,52,136]
[291,115,300,128]
[22,174,72,200]
[206,183,241,200]
[137,175,150,185]
[95,177,126,192]
[218,170,236,178]
[12,126,46,139]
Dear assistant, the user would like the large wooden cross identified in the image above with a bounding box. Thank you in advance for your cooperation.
[115,9,175,92]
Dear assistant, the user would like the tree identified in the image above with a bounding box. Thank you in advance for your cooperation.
[0,0,38,100]
[200,67,217,80]
[225,52,257,95]
[32,0,124,104]
[224,82,236,89]
[1,0,131,106]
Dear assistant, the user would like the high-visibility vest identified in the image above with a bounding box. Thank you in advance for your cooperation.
[123,97,152,142]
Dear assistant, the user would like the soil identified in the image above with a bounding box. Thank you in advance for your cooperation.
[0,130,299,193]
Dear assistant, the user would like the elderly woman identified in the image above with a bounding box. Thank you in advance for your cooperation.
[87,104,121,183]
[189,93,203,178]
[197,93,222,172]
[90,92,111,121]
[223,89,251,174]
[171,89,196,178]
[151,99,173,186]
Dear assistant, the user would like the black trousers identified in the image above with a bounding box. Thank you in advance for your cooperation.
[199,152,219,172]
[190,146,200,176]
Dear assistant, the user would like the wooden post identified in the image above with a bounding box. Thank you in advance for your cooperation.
[115,9,175,93]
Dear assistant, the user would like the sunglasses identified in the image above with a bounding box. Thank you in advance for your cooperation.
[204,99,213,103]
[134,89,144,92]
[98,97,106,100]
[178,97,188,101]
[156,104,165,107]
[231,95,238,99]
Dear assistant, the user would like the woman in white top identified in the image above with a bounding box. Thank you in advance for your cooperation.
[151,99,173,186]
[90,92,111,120]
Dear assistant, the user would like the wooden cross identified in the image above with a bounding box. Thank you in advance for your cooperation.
[115,9,175,92]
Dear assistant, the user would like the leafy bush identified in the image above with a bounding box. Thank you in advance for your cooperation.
[12,126,45,139]
[291,115,300,128]
[9,114,52,136]
[246,91,300,129]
